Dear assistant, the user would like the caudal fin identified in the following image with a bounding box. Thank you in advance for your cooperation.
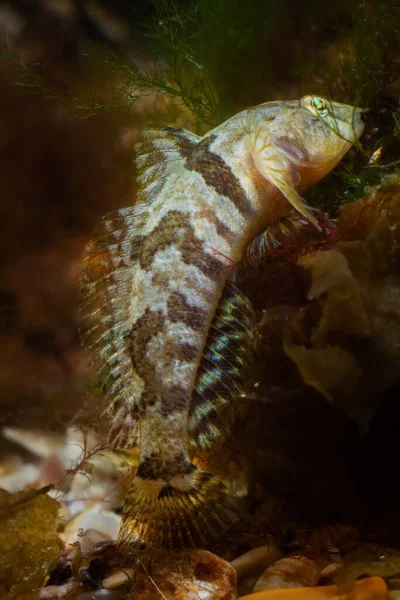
[117,466,237,553]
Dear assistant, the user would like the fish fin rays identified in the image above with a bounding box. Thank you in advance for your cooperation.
[136,125,201,205]
[80,204,148,449]
[189,281,255,457]
[252,137,320,229]
[117,466,237,553]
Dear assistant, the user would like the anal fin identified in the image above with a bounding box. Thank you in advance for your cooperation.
[189,282,255,457]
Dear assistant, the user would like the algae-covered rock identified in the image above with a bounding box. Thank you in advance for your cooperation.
[334,543,400,583]
[0,489,64,597]
[228,175,400,527]
[283,176,400,431]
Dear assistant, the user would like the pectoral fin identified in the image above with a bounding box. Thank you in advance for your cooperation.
[252,139,320,230]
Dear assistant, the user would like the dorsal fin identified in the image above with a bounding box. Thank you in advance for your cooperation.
[135,125,201,204]
[80,124,200,449]
[80,205,147,449]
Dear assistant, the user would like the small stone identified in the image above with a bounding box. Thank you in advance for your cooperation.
[319,563,342,580]
[39,580,81,599]
[253,556,319,592]
[134,549,236,600]
[62,503,121,547]
[77,528,114,554]
[311,525,358,560]
[388,578,400,590]
[237,575,260,598]
[231,541,283,580]
[0,462,40,491]
[102,568,135,589]
[3,427,65,459]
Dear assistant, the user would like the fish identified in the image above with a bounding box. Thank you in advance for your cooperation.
[80,95,364,553]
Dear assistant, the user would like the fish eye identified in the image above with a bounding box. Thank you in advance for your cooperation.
[311,97,328,116]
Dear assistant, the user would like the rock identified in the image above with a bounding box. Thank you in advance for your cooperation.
[319,563,342,580]
[102,568,135,589]
[239,576,387,599]
[310,525,359,559]
[334,543,400,583]
[3,427,65,459]
[253,557,318,592]
[39,580,81,599]
[0,489,64,597]
[238,576,261,598]
[133,549,236,600]
[231,541,283,579]
[62,503,121,549]
[388,578,400,591]
[0,461,40,491]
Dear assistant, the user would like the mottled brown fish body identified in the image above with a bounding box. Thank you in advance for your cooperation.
[118,141,257,549]
[81,96,364,553]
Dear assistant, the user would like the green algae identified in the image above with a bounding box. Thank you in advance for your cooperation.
[0,490,64,598]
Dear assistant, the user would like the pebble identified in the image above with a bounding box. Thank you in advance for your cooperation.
[39,580,81,599]
[388,578,400,590]
[253,556,318,592]
[0,462,40,491]
[102,568,135,589]
[62,503,121,547]
[319,563,342,580]
[3,427,65,459]
[334,542,400,583]
[231,541,283,580]
[133,549,236,600]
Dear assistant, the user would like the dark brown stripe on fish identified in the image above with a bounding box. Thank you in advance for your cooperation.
[135,211,226,282]
[167,292,208,332]
[195,207,236,244]
[186,135,254,217]
[128,307,199,414]
[165,342,199,363]
[137,451,195,480]
[127,308,165,384]
[137,390,157,412]
[184,248,225,281]
[214,217,236,243]
[159,126,196,156]
[161,383,189,414]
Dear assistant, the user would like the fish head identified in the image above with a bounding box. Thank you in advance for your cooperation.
[274,95,365,187]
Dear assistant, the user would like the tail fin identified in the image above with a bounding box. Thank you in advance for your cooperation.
[117,466,237,554]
